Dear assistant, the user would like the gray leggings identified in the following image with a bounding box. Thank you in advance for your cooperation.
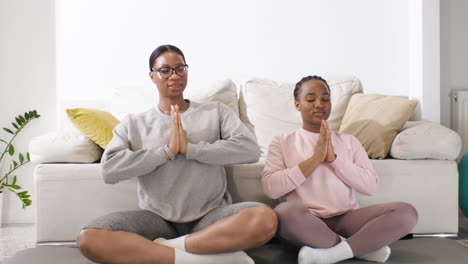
[82,202,267,241]
[274,201,418,256]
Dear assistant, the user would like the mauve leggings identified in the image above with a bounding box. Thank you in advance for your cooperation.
[274,202,418,256]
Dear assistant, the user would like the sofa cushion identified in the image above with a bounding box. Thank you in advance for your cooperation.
[66,108,120,149]
[390,121,462,161]
[110,79,240,120]
[238,76,363,155]
[339,94,417,159]
[189,79,239,116]
[29,130,103,164]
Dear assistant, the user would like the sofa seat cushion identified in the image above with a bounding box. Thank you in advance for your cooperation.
[29,131,103,164]
[390,121,462,160]
[35,158,459,242]
[362,159,458,234]
[35,163,139,242]
[239,76,363,155]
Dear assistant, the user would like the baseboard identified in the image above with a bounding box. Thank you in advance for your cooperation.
[37,241,77,247]
[413,233,458,238]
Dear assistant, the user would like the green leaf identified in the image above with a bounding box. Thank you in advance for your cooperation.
[19,115,25,123]
[9,144,15,156]
[32,110,37,116]
[36,115,41,118]
[12,122,18,129]
[23,198,32,206]
[22,194,31,198]
[19,153,24,163]
[27,152,30,161]
[12,175,17,185]
[15,117,22,126]
[17,191,28,197]
[10,184,21,190]
[3,127,14,134]
[13,160,18,168]
[25,112,30,120]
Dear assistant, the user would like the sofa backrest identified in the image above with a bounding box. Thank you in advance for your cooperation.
[238,76,363,155]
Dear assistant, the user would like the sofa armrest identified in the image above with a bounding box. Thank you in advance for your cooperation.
[390,121,462,160]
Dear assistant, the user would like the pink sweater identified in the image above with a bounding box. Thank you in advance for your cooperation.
[262,128,378,218]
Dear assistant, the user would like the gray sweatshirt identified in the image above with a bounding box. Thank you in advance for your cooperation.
[101,101,261,223]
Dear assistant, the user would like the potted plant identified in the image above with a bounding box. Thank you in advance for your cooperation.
[0,110,41,221]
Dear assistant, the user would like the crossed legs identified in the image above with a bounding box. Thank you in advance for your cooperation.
[275,201,418,256]
[77,205,277,264]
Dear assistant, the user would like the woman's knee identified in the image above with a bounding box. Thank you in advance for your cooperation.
[242,206,278,245]
[394,202,419,230]
[77,228,108,259]
[274,202,308,220]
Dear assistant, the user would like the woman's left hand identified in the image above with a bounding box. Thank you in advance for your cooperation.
[175,105,188,155]
[324,120,336,163]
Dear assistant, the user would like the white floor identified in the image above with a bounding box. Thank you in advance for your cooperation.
[0,224,35,264]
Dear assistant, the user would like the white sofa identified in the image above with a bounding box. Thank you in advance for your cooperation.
[31,76,462,244]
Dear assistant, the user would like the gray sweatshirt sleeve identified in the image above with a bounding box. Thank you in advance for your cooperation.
[185,102,261,165]
[100,116,168,184]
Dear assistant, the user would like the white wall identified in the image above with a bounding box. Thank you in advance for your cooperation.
[57,0,415,102]
[440,0,468,128]
[0,0,56,223]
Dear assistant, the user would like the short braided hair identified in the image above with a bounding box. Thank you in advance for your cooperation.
[294,75,330,100]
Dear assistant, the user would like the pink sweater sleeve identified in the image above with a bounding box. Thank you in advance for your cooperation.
[329,136,378,196]
[261,136,307,199]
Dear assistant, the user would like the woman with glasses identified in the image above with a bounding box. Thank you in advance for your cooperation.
[262,76,418,264]
[77,44,277,264]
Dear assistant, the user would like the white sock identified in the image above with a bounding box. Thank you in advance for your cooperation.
[154,235,187,251]
[355,246,391,263]
[339,235,391,263]
[298,241,353,264]
[174,248,254,264]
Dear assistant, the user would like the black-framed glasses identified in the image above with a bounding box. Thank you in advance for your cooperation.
[151,64,189,79]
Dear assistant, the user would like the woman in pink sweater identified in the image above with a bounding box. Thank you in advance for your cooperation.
[261,75,418,264]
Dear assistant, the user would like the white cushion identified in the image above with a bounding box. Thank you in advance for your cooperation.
[390,121,462,161]
[110,85,159,120]
[110,79,239,120]
[29,130,103,164]
[239,76,362,155]
[188,79,239,116]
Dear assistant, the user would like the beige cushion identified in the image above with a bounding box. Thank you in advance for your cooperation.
[339,94,417,159]
[390,121,462,160]
[239,76,363,155]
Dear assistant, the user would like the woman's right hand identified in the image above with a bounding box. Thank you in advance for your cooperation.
[313,120,328,162]
[168,105,180,155]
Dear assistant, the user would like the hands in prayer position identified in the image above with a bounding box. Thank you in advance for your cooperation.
[167,104,188,159]
[314,120,336,163]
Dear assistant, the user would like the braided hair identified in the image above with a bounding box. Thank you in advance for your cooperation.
[293,75,330,100]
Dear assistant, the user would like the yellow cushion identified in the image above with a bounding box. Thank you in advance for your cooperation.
[66,108,120,149]
[339,94,417,159]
